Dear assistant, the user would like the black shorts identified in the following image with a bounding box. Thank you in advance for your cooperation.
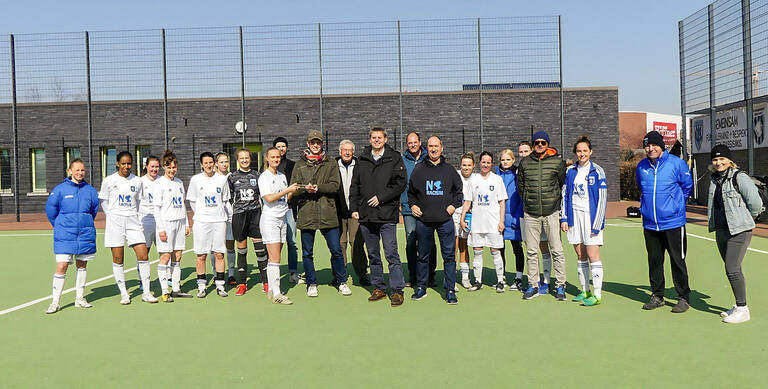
[232,208,262,241]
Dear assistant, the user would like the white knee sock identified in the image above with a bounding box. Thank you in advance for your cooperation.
[197,277,207,292]
[171,261,181,292]
[459,262,470,281]
[577,260,590,292]
[590,261,603,298]
[492,250,504,283]
[473,250,484,284]
[75,268,87,299]
[541,253,551,283]
[267,262,281,296]
[112,263,128,296]
[227,250,236,277]
[158,264,169,294]
[52,273,66,304]
[138,261,151,294]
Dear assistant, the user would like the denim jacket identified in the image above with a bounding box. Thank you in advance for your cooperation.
[707,168,764,235]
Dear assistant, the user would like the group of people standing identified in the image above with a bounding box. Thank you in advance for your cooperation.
[42,127,762,323]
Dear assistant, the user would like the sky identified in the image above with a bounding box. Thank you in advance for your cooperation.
[0,0,711,115]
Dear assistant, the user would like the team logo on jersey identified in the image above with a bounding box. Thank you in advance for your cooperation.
[147,193,153,202]
[426,180,443,196]
[250,179,258,186]
[216,187,221,193]
[118,194,132,206]
[239,188,255,201]
[130,186,136,192]
[477,193,490,206]
[171,196,183,208]
[588,176,595,185]
[204,196,218,207]
[489,185,494,191]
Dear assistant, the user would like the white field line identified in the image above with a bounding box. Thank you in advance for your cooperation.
[0,232,105,237]
[606,222,768,255]
[0,249,194,316]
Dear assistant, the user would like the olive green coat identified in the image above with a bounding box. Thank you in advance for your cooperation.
[290,152,342,230]
[517,151,567,217]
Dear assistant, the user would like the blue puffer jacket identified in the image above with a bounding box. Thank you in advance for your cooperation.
[400,146,428,216]
[495,166,523,241]
[45,178,100,255]
[635,151,693,231]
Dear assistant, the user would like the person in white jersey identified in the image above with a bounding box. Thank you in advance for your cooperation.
[215,152,238,285]
[455,152,476,289]
[153,150,191,302]
[99,151,157,305]
[560,135,607,306]
[461,151,508,293]
[259,147,301,305]
[188,152,231,298]
[137,155,160,291]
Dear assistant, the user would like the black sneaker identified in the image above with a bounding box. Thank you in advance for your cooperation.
[468,282,482,292]
[445,290,458,305]
[642,295,664,310]
[522,285,539,300]
[671,298,689,313]
[411,287,427,301]
[495,282,505,293]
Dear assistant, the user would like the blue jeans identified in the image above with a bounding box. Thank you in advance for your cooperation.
[415,219,456,292]
[359,222,404,293]
[286,209,299,273]
[403,215,436,283]
[300,227,347,286]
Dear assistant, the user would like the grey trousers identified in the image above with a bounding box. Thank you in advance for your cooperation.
[523,211,566,287]
[715,229,751,306]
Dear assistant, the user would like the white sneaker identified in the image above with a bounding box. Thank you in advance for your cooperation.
[289,273,300,284]
[272,293,294,305]
[45,302,60,314]
[307,284,318,297]
[119,294,131,305]
[461,278,472,289]
[216,287,228,297]
[720,305,737,318]
[141,293,158,304]
[75,297,93,308]
[338,283,352,296]
[723,306,750,323]
[197,289,207,298]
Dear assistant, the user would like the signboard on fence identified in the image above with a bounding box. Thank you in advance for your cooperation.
[689,107,768,153]
[652,121,678,146]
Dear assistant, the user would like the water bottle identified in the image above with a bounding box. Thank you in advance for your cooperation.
[463,212,472,232]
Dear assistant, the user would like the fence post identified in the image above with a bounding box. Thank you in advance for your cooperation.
[742,0,754,174]
[318,23,324,136]
[707,5,717,155]
[162,28,169,150]
[558,15,565,154]
[10,34,19,221]
[397,20,404,152]
[678,20,688,162]
[477,18,484,150]
[85,31,94,185]
[239,26,246,149]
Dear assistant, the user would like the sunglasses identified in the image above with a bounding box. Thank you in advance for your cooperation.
[534,140,548,146]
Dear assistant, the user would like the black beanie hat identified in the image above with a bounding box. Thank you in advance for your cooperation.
[642,131,665,149]
[711,144,732,161]
[273,136,288,147]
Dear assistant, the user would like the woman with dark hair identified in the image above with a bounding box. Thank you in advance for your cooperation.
[45,159,100,313]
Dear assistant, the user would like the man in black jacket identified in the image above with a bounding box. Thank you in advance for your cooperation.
[274,137,301,283]
[407,136,463,304]
[350,128,407,306]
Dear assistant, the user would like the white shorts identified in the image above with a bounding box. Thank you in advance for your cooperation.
[453,211,469,239]
[469,232,504,249]
[140,214,156,249]
[520,217,548,242]
[156,219,187,253]
[194,221,227,255]
[55,253,95,263]
[260,214,287,244]
[566,209,604,246]
[225,220,234,241]
[104,214,146,248]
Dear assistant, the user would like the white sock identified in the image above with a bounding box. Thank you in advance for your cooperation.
[473,250,484,284]
[166,265,171,281]
[138,261,151,294]
[492,250,504,284]
[112,263,128,296]
[542,253,551,283]
[75,268,87,299]
[197,277,206,292]
[590,261,603,299]
[577,260,590,292]
[515,271,523,280]
[135,259,142,280]
[459,262,470,280]
[215,279,225,290]
[171,261,181,292]
[227,250,236,277]
[158,265,169,294]
[267,262,281,296]
[52,273,66,304]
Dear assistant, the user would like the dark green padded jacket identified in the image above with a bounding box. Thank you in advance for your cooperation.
[517,151,566,217]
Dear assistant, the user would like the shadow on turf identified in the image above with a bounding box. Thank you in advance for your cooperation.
[602,281,728,315]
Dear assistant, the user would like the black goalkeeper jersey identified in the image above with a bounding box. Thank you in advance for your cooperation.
[228,169,262,214]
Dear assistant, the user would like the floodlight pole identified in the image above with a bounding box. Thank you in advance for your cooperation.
[85,31,94,184]
[240,26,246,149]
[742,0,754,174]
[162,28,169,150]
[318,23,324,137]
[10,35,19,222]
[558,16,565,154]
[477,18,484,150]
[397,20,404,152]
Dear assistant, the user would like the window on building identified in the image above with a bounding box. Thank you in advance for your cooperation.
[0,149,11,193]
[135,145,152,175]
[64,147,81,177]
[30,148,47,193]
[101,147,116,178]
[224,143,262,172]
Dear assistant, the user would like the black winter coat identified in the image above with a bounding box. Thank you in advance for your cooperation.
[349,145,407,224]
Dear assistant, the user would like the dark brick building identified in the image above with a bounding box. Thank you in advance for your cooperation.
[0,86,618,214]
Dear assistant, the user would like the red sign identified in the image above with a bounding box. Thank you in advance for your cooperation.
[652,122,678,145]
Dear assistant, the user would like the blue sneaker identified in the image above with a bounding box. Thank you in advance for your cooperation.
[523,285,539,300]
[538,282,549,295]
[445,290,458,305]
[555,285,566,301]
[411,287,427,301]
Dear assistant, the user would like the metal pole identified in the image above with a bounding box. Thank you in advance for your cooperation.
[10,35,19,222]
[742,0,755,174]
[558,16,565,154]
[477,18,484,150]
[239,26,246,149]
[85,31,94,184]
[318,23,324,136]
[708,5,716,153]
[162,28,169,150]
[397,20,404,151]
[678,21,688,162]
